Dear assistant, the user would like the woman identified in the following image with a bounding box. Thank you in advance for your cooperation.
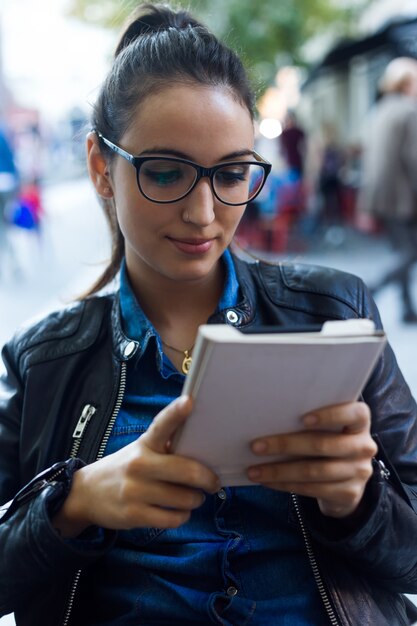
[1,4,417,625]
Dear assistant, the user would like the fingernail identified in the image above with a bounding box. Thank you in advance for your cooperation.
[303,414,318,426]
[252,440,267,454]
[178,395,190,408]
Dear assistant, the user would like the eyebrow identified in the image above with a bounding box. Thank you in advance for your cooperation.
[138,147,256,161]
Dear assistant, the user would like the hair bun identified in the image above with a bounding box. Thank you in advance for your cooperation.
[115,2,204,57]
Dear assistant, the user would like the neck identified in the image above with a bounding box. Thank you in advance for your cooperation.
[125,259,225,345]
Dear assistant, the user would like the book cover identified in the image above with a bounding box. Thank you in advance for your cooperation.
[171,320,386,486]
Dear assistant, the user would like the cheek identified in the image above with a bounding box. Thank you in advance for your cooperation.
[114,201,153,253]
[113,180,156,236]
[223,207,246,233]
[114,197,138,237]
[110,165,145,230]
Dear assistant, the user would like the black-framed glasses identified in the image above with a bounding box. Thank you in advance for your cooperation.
[97,132,271,206]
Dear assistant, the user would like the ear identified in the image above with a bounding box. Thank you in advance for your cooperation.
[86,132,114,198]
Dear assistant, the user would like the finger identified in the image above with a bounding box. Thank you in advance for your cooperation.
[141,395,192,453]
[251,430,377,459]
[136,451,220,494]
[247,457,373,484]
[250,403,373,457]
[139,480,206,511]
[262,479,366,517]
[302,401,371,435]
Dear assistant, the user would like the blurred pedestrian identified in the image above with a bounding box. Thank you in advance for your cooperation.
[317,122,345,233]
[359,57,417,323]
[0,122,19,278]
[279,110,306,179]
[276,110,307,238]
[16,178,44,231]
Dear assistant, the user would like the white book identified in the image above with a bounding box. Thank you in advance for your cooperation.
[171,320,386,486]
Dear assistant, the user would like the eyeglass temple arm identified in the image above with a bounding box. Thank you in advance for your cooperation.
[96,132,136,165]
[252,150,271,167]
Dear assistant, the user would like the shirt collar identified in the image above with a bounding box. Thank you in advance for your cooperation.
[119,259,154,357]
[216,248,240,312]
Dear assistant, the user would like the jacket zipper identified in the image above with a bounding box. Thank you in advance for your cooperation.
[69,404,97,459]
[291,493,341,626]
[61,362,127,626]
[96,362,128,459]
[18,467,67,504]
[0,466,68,523]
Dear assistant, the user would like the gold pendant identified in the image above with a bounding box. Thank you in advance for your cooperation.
[182,351,193,375]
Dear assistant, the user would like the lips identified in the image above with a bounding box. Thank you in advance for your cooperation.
[167,237,215,255]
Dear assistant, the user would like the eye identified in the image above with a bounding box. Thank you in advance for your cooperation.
[141,161,184,186]
[215,164,250,186]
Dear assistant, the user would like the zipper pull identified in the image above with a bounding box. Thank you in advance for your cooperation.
[375,458,390,480]
[72,404,97,439]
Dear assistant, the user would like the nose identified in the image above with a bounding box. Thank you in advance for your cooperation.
[183,178,216,226]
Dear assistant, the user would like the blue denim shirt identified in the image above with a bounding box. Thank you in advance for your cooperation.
[91,251,328,625]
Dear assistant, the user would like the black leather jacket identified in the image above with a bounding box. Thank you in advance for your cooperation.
[1,256,417,626]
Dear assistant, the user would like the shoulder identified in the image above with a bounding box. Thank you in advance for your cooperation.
[233,255,370,319]
[4,294,116,373]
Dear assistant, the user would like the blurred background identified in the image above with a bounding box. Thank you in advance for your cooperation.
[1,0,417,622]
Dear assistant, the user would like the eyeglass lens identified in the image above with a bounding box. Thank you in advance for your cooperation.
[138,160,265,204]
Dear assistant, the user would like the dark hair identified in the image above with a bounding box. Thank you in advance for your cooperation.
[85,2,256,297]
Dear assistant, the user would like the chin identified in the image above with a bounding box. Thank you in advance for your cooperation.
[165,257,220,282]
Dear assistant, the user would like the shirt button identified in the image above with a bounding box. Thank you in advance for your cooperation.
[226,310,239,324]
[217,488,227,500]
[227,586,238,597]
[123,341,136,358]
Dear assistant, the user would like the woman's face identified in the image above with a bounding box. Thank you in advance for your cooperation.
[107,84,254,287]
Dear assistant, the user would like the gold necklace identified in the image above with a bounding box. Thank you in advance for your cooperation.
[161,339,194,374]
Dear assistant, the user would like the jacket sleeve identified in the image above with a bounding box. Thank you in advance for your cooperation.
[0,342,115,616]
[0,469,116,616]
[303,285,417,593]
[0,341,24,502]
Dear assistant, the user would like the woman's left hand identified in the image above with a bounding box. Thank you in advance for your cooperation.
[247,401,378,519]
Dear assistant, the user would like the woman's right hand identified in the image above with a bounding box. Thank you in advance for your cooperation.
[52,396,220,537]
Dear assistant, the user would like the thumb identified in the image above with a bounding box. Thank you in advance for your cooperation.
[142,395,192,453]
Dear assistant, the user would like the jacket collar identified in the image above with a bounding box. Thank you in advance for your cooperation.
[208,254,256,327]
[110,293,141,361]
